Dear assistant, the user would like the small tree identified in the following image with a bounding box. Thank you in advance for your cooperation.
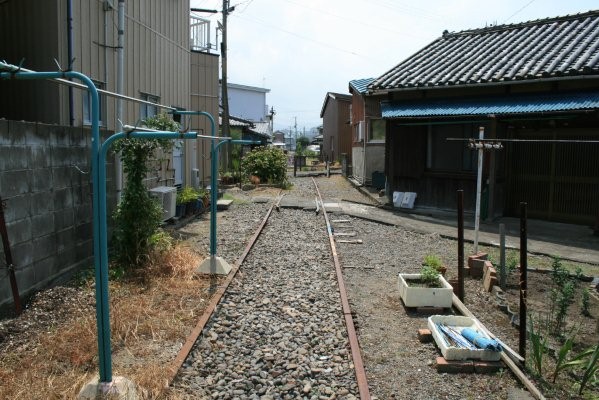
[112,113,179,267]
[241,146,289,187]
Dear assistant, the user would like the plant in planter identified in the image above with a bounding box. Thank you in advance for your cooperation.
[423,254,447,276]
[398,264,454,308]
[177,186,199,216]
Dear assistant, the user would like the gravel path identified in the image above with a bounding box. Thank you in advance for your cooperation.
[172,181,359,399]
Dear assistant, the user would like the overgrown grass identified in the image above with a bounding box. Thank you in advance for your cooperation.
[0,243,211,399]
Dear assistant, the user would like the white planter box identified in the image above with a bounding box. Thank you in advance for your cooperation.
[398,273,453,308]
[428,315,502,361]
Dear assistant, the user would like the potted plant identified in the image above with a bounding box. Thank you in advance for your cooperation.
[423,254,447,276]
[177,186,199,216]
[196,188,209,214]
[398,265,453,308]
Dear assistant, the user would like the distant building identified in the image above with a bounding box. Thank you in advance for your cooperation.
[320,92,352,163]
[222,82,271,122]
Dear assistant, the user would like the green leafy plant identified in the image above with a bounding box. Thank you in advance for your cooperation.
[420,265,440,287]
[549,257,577,335]
[112,113,179,267]
[552,335,575,383]
[581,288,591,317]
[177,186,199,205]
[423,254,444,270]
[241,146,289,187]
[578,343,599,395]
[528,315,548,377]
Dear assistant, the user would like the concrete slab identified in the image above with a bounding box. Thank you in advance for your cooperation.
[195,256,232,275]
[78,376,138,400]
[216,199,233,210]
[507,388,535,400]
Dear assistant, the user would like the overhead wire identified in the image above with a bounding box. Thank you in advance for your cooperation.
[230,13,370,58]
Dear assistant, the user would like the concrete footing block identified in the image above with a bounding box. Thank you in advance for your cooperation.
[78,376,138,400]
[418,328,433,343]
[195,255,232,275]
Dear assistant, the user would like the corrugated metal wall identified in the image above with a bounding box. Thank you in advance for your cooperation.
[1,0,191,131]
[0,0,62,124]
[190,51,219,186]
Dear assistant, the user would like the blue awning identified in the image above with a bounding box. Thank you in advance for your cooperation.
[381,91,599,118]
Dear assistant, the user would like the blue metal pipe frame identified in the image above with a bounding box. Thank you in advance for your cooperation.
[168,110,259,256]
[0,64,200,384]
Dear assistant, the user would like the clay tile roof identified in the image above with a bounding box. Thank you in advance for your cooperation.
[370,10,599,91]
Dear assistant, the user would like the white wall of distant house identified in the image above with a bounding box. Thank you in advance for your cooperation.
[225,85,269,122]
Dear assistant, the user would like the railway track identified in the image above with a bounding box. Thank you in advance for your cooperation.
[169,179,370,399]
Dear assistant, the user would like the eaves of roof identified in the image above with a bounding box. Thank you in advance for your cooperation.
[381,90,599,118]
[371,10,599,93]
[349,78,375,94]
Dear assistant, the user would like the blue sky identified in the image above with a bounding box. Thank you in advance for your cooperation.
[191,0,599,132]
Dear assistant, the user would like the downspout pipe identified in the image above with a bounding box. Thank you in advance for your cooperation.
[116,0,125,202]
[67,0,74,126]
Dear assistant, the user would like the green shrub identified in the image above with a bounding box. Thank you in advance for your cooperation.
[423,254,443,269]
[420,265,440,287]
[241,146,289,186]
[112,113,179,267]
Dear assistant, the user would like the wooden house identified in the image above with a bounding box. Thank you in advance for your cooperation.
[367,10,599,226]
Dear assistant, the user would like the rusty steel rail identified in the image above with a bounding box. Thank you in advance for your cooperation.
[312,178,371,400]
[0,197,22,315]
[165,192,280,389]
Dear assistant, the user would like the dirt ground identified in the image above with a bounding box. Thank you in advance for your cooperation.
[0,179,597,399]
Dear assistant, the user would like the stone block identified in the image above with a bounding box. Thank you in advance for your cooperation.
[75,204,93,224]
[418,328,433,343]
[31,213,54,237]
[484,266,499,292]
[483,260,494,276]
[474,360,504,374]
[48,125,69,146]
[0,170,32,197]
[470,258,486,279]
[435,356,474,373]
[69,126,88,147]
[468,252,488,268]
[34,257,55,283]
[32,234,58,262]
[15,264,36,291]
[0,146,30,170]
[10,241,33,268]
[6,218,32,244]
[27,122,49,145]
[4,120,33,146]
[54,209,75,231]
[30,145,51,169]
[75,223,92,244]
[54,187,74,211]
[52,166,73,190]
[31,192,54,215]
[75,240,93,261]
[3,195,31,221]
[32,168,53,192]
[50,146,73,167]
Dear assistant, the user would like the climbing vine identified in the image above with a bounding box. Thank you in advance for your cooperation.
[112,113,179,267]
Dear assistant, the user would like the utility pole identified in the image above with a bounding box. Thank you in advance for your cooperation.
[221,0,234,169]
[269,106,275,138]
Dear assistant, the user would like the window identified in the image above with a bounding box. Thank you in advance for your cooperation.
[427,123,483,173]
[140,93,160,120]
[83,81,106,126]
[369,119,385,142]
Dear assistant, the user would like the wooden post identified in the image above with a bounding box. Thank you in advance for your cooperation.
[519,202,528,359]
[457,190,465,302]
[499,223,506,289]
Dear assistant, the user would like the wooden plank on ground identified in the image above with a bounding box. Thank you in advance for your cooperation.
[333,232,356,237]
[336,239,363,244]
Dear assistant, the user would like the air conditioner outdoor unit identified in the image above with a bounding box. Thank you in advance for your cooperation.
[148,186,177,221]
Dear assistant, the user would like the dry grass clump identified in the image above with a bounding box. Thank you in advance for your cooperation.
[0,243,213,399]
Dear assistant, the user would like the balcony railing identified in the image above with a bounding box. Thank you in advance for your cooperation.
[190,15,213,52]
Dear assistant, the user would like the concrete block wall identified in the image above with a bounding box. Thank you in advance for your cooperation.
[0,119,115,309]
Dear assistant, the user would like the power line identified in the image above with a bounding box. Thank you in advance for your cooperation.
[503,0,538,23]
[230,13,370,58]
